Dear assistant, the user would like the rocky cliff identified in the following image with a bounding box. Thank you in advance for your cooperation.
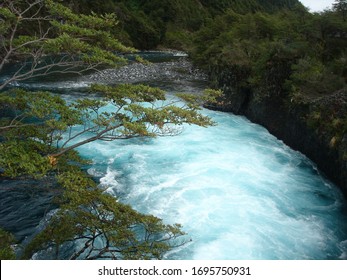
[207,78,347,197]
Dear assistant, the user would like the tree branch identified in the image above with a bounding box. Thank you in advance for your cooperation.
[49,123,124,157]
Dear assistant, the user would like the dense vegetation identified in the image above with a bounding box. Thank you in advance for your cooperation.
[191,5,347,97]
[59,0,302,49]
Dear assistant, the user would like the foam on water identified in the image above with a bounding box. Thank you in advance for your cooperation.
[6,80,91,91]
[76,108,347,260]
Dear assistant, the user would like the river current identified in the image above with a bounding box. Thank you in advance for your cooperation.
[1,52,347,259]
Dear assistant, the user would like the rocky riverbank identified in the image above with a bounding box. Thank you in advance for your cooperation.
[85,57,207,85]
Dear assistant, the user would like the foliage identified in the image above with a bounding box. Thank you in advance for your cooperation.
[0,228,16,260]
[23,170,188,260]
[190,6,347,100]
[55,0,302,50]
[0,86,215,173]
[0,0,304,52]
[306,90,347,148]
[333,0,347,21]
[0,0,135,91]
[200,0,300,14]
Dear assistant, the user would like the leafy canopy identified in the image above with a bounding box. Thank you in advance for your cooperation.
[191,5,347,100]
[0,0,135,91]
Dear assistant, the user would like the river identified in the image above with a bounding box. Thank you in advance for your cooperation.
[1,51,347,259]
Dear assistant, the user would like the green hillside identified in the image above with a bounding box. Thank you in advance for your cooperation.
[61,0,302,49]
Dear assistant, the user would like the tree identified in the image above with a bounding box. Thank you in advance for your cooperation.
[0,0,220,259]
[0,228,16,260]
[333,0,347,21]
[22,169,189,260]
[0,0,134,91]
[0,86,216,178]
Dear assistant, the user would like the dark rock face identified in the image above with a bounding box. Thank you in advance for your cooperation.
[247,95,346,196]
[210,77,347,197]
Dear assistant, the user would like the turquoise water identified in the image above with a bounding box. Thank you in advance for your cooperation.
[76,103,347,260]
[1,54,347,259]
